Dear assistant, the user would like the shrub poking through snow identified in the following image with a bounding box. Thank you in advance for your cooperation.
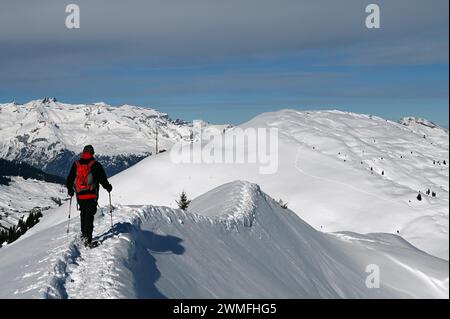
[176,191,191,211]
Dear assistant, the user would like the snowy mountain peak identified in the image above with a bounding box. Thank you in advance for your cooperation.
[41,97,58,104]
[0,99,200,176]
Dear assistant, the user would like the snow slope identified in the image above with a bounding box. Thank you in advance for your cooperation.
[0,177,66,230]
[0,181,447,298]
[106,110,449,259]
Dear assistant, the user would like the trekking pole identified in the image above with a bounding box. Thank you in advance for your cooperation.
[109,192,113,233]
[66,197,72,241]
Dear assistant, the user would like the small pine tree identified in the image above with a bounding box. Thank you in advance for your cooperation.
[7,226,18,243]
[432,192,436,197]
[417,193,422,201]
[444,160,447,165]
[0,229,7,246]
[381,171,384,176]
[278,199,288,209]
[18,218,27,234]
[25,213,33,229]
[176,191,191,211]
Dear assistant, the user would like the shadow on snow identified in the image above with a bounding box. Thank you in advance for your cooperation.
[95,222,185,299]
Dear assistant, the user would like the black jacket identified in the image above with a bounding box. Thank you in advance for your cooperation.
[66,156,112,199]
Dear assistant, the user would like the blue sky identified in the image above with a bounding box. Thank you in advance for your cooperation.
[0,0,448,126]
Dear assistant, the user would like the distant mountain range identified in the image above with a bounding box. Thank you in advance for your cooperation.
[0,98,226,177]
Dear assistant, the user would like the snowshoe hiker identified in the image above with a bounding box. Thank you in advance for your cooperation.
[66,145,113,248]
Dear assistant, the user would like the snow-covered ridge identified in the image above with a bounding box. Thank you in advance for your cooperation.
[188,180,259,227]
[109,108,449,259]
[399,116,439,129]
[0,180,447,298]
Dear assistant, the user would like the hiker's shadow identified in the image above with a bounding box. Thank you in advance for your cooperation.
[95,222,185,299]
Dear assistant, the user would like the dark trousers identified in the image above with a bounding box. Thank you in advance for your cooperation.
[78,199,97,242]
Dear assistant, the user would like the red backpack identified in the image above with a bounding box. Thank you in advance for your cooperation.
[75,160,98,199]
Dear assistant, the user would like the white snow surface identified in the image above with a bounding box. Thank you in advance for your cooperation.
[106,110,449,259]
[0,180,447,299]
[0,177,66,230]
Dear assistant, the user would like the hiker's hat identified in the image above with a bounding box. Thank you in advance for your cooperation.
[83,145,95,154]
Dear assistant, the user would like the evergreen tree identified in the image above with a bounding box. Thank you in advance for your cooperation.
[417,193,422,201]
[176,191,191,211]
[0,211,44,247]
[18,218,27,234]
[7,226,18,243]
[25,213,33,229]
[0,229,7,245]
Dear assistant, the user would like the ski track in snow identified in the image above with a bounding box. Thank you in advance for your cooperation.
[42,185,259,299]
[64,235,119,298]
[43,207,133,299]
